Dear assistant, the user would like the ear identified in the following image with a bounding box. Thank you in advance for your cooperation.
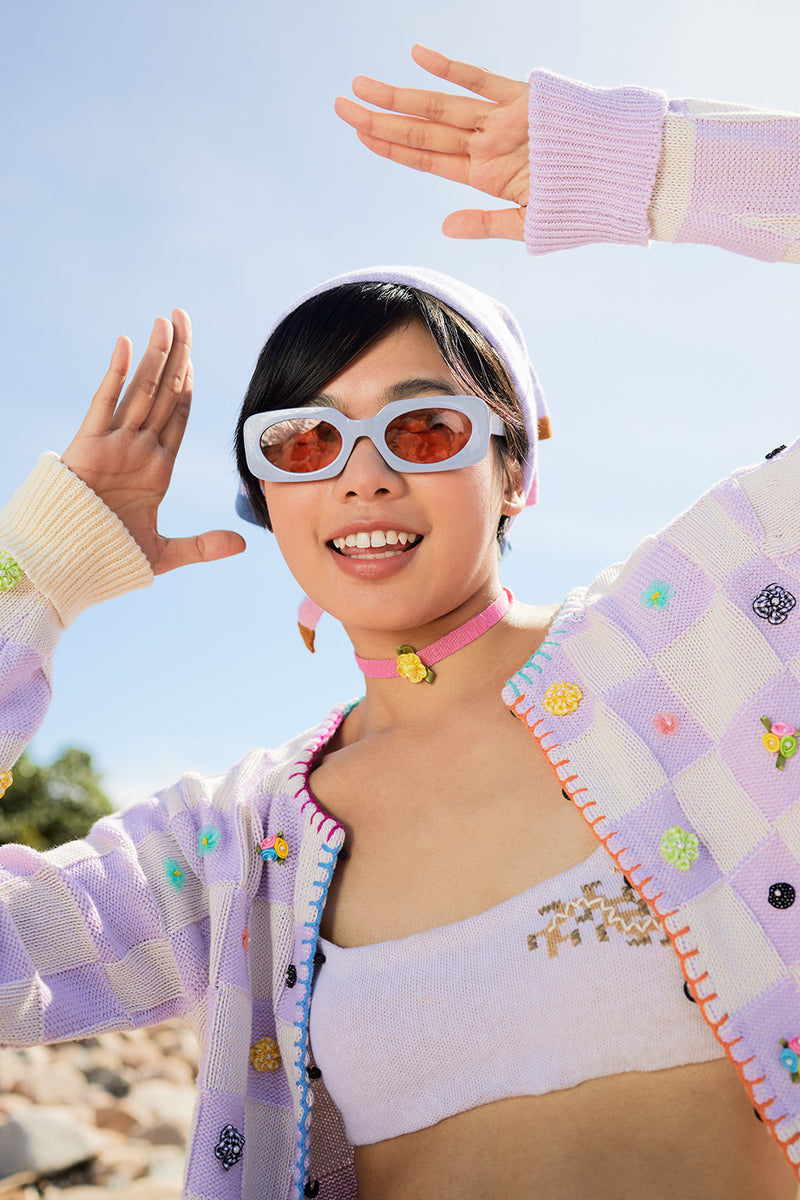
[500,462,526,518]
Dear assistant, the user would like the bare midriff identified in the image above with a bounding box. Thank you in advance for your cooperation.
[353,1061,798,1199]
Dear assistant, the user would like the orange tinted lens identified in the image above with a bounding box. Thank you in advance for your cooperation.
[260,418,342,473]
[385,409,472,464]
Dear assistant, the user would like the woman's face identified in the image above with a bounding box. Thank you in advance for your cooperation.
[263,320,524,644]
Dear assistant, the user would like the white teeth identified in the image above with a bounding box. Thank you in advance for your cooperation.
[331,529,422,552]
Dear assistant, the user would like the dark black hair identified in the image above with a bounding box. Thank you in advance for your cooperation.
[235,282,528,541]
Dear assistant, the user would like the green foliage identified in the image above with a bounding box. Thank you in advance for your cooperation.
[0,748,114,850]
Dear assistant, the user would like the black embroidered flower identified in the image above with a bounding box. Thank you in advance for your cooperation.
[753,583,796,626]
[215,1124,245,1170]
[769,882,796,910]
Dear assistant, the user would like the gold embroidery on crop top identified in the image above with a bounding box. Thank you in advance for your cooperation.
[527,875,669,957]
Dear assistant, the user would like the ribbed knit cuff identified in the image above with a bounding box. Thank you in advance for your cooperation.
[525,70,668,255]
[0,453,153,627]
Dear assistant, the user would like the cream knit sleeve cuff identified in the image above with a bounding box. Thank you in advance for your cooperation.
[0,453,153,627]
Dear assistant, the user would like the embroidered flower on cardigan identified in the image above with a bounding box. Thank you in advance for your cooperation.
[164,858,185,890]
[249,1036,281,1072]
[653,712,680,736]
[660,826,700,871]
[0,552,22,592]
[641,580,674,611]
[197,825,221,856]
[260,832,289,863]
[760,716,798,769]
[242,928,250,951]
[780,1040,800,1082]
[0,770,12,799]
[753,583,796,625]
[768,883,796,910]
[542,681,583,716]
[214,1124,245,1169]
[396,647,433,684]
[286,963,297,988]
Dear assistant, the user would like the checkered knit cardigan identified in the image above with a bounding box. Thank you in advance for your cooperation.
[1,73,800,1197]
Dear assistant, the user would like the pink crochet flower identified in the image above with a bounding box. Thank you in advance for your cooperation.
[653,712,680,736]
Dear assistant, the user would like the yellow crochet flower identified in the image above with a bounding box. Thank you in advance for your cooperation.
[250,1036,281,1072]
[542,681,583,716]
[396,649,430,683]
[0,770,12,799]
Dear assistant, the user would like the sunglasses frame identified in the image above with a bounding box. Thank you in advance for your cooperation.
[243,395,507,483]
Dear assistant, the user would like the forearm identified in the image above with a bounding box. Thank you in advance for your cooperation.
[526,71,800,263]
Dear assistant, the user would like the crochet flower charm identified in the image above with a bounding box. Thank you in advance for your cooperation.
[197,826,221,856]
[760,716,798,769]
[753,583,796,626]
[260,832,290,863]
[215,1124,245,1170]
[250,1036,281,1072]
[641,580,674,612]
[164,858,185,890]
[653,712,680,736]
[0,552,22,592]
[542,681,583,716]
[780,1039,800,1082]
[660,826,700,871]
[396,647,434,684]
[0,771,12,799]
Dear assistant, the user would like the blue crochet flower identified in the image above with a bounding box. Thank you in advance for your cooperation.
[641,580,674,612]
[197,825,221,856]
[165,858,185,891]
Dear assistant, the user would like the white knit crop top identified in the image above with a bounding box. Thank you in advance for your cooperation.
[309,845,724,1146]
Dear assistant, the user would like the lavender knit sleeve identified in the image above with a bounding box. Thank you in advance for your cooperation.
[525,69,668,254]
[526,72,800,264]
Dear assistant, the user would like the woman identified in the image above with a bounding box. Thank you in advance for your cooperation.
[0,47,798,1200]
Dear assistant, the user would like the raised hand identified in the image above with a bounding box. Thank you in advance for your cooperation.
[61,310,246,575]
[334,44,529,241]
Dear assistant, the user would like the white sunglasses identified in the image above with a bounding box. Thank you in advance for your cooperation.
[243,395,506,483]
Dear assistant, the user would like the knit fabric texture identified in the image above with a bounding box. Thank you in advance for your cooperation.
[310,843,723,1146]
[1,72,800,1198]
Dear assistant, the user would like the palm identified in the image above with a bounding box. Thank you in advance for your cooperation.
[335,46,530,241]
[61,312,245,575]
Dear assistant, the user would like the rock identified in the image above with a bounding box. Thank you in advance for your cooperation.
[119,1080,196,1145]
[81,1066,131,1098]
[0,1108,100,1178]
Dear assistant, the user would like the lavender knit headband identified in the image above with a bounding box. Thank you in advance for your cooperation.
[236,265,549,523]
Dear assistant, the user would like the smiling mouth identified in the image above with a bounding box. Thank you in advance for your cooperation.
[329,530,423,558]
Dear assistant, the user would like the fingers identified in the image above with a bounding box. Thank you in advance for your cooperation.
[355,130,471,186]
[346,76,493,130]
[152,529,247,576]
[410,44,527,104]
[336,94,475,159]
[112,309,192,435]
[442,207,526,242]
[76,336,134,438]
[158,359,193,460]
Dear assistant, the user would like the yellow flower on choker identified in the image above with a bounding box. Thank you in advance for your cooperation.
[396,647,434,684]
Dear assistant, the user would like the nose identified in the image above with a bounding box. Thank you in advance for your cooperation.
[334,435,405,498]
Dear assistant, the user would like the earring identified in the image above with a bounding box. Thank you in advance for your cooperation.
[298,596,323,653]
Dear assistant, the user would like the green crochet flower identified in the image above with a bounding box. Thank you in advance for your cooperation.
[641,579,674,612]
[0,552,23,592]
[660,825,700,871]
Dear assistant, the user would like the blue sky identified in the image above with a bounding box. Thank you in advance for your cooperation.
[3,0,799,806]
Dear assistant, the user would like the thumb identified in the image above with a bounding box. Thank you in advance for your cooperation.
[152,529,247,576]
[442,207,526,241]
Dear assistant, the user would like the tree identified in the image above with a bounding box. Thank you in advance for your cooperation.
[0,748,114,850]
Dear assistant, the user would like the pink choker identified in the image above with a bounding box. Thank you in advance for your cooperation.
[355,589,514,684]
